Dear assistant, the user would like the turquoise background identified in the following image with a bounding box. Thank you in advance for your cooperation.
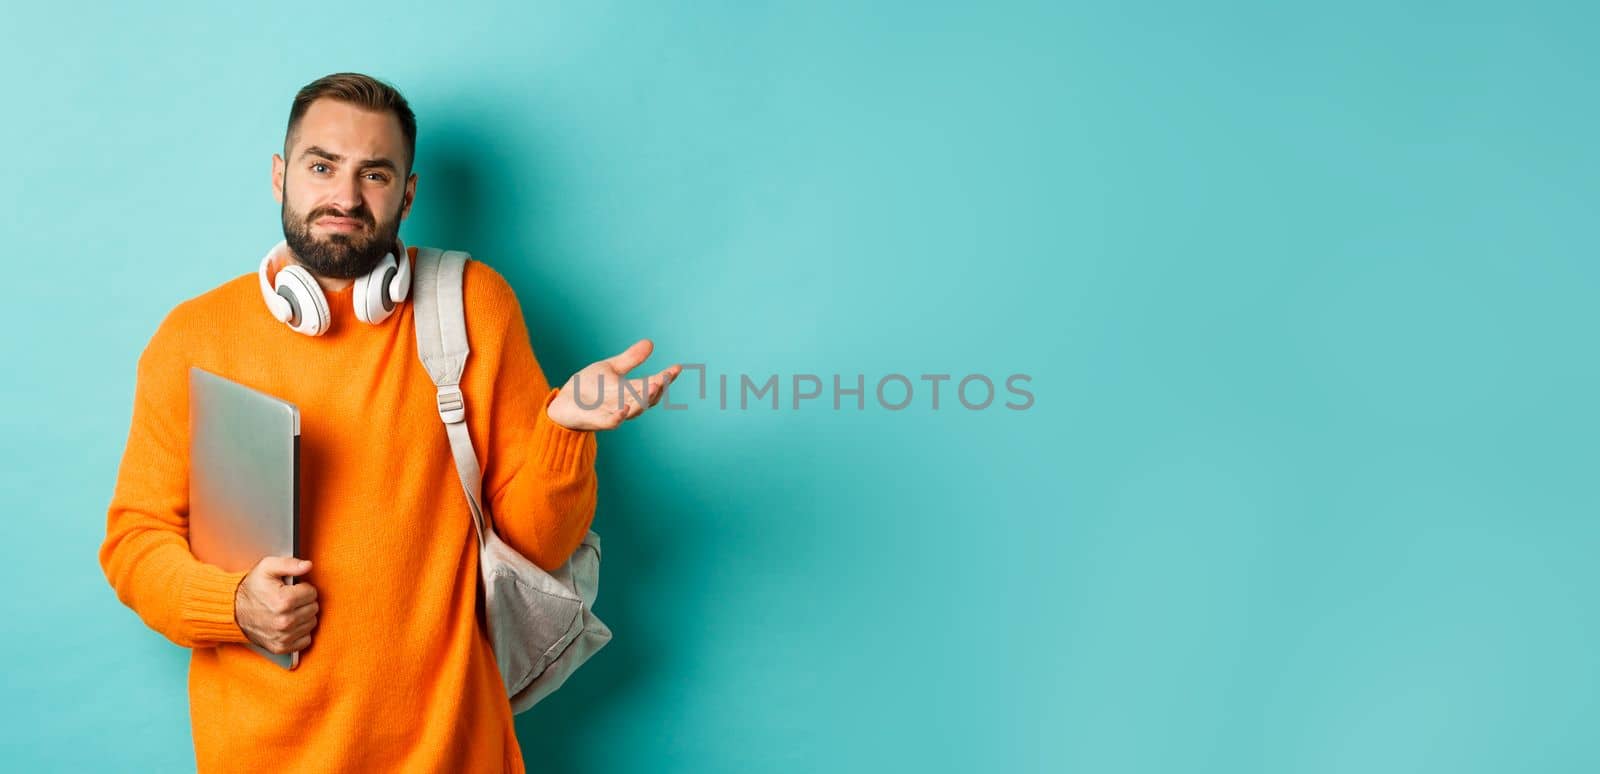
[2,1,1596,771]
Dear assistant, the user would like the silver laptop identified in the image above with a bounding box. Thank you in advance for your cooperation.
[188,366,301,670]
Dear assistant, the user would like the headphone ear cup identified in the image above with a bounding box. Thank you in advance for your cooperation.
[354,253,399,324]
[381,264,400,308]
[390,249,412,303]
[276,264,330,336]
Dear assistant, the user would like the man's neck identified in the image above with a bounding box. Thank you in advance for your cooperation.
[303,269,354,294]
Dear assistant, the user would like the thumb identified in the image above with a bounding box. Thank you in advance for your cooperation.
[257,556,312,583]
[602,338,654,374]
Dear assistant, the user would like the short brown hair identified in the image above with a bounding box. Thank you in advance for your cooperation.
[284,72,417,175]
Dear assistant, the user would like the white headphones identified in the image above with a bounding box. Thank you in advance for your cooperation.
[257,238,412,336]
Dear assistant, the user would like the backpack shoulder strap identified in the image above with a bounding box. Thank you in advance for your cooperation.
[411,247,493,547]
[412,247,470,391]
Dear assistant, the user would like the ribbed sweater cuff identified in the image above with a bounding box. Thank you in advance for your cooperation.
[534,388,597,474]
[180,564,251,645]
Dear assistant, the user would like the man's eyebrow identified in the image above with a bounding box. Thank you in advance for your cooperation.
[297,146,400,171]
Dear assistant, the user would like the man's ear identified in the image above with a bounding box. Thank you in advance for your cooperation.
[400,172,417,221]
[271,154,285,205]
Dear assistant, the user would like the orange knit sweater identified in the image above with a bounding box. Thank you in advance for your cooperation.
[98,245,599,773]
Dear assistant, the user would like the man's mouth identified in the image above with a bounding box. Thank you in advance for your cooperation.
[315,216,365,232]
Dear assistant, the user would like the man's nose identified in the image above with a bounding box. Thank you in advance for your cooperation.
[327,170,364,214]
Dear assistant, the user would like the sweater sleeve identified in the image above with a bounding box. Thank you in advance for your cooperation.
[98,311,253,648]
[476,269,600,572]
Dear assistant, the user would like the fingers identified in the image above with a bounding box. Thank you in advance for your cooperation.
[640,367,681,410]
[284,615,318,640]
[648,365,681,407]
[287,598,320,618]
[262,600,319,654]
[620,381,651,417]
[264,580,317,625]
[601,338,653,375]
[261,623,316,654]
[269,610,317,636]
[615,366,681,421]
[268,599,318,630]
[268,631,314,655]
[256,556,312,582]
[279,581,318,608]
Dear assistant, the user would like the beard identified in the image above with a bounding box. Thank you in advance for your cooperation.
[280,193,403,280]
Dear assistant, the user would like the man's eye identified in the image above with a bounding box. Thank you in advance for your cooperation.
[311,163,330,174]
[365,173,389,182]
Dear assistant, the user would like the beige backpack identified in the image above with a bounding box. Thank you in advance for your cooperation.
[411,247,611,713]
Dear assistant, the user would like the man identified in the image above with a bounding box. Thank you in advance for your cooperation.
[98,72,679,773]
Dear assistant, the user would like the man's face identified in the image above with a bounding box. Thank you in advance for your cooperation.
[272,98,416,279]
